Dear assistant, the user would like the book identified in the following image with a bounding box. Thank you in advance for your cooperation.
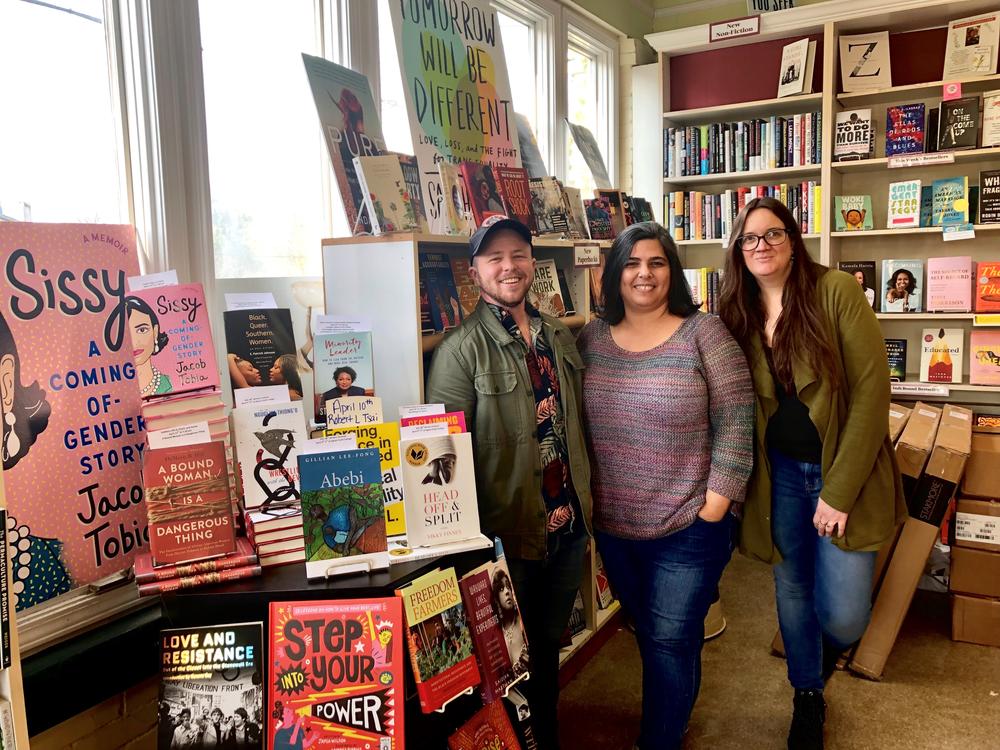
[223,308,297,394]
[980,169,1000,222]
[942,12,1000,79]
[566,120,612,188]
[939,97,980,151]
[970,331,1000,385]
[528,177,571,235]
[313,331,374,423]
[159,622,263,750]
[134,536,256,583]
[302,53,385,234]
[448,701,522,750]
[595,552,613,609]
[460,161,508,227]
[395,152,431,233]
[932,176,970,226]
[450,256,480,319]
[0,698,15,750]
[881,259,924,312]
[584,197,615,239]
[419,252,463,332]
[562,186,590,240]
[920,328,964,384]
[0,508,8,669]
[494,166,538,233]
[919,185,934,227]
[439,161,476,236]
[838,261,877,310]
[834,110,873,161]
[885,104,925,156]
[268,598,405,748]
[595,189,627,236]
[983,90,1000,147]
[777,38,812,98]
[144,441,235,566]
[298,448,387,578]
[397,567,481,713]
[419,278,435,334]
[138,563,262,596]
[976,261,1000,311]
[399,432,481,548]
[927,256,973,312]
[354,154,422,234]
[589,252,607,317]
[567,589,586,637]
[886,180,921,229]
[527,259,567,317]
[399,411,468,434]
[556,268,577,315]
[926,107,941,152]
[839,32,891,92]
[884,339,907,381]
[231,402,307,510]
[515,112,548,179]
[834,195,873,231]
[245,505,302,535]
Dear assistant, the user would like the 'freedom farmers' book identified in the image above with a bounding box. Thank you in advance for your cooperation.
[838,261,877,309]
[448,701,522,750]
[128,283,219,399]
[979,169,1000,223]
[397,567,481,713]
[920,328,964,383]
[159,622,263,750]
[460,161,508,227]
[298,447,387,578]
[834,195,873,230]
[269,598,404,749]
[881,259,924,312]
[313,331,374,423]
[144,441,235,566]
[976,261,1000,311]
[885,103,925,156]
[834,109,873,161]
[495,166,537,233]
[231,402,307,510]
[223,308,296,392]
[528,259,567,317]
[927,256,973,312]
[931,176,970,226]
[419,252,463,332]
[970,330,1000,385]
[885,339,907,381]
[887,180,921,229]
[354,155,422,234]
[939,97,980,151]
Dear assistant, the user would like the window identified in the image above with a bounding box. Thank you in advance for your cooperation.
[565,24,616,194]
[377,0,413,154]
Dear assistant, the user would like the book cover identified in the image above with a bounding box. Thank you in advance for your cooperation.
[222,308,297,396]
[595,189,628,236]
[354,155,422,234]
[920,328,964,383]
[927,256,973,312]
[932,176,970,226]
[134,536,256,583]
[398,411,468,434]
[589,252,607,317]
[777,38,811,98]
[298,448,387,578]
[983,90,1000,147]
[0,698,15,750]
[926,107,941,152]
[595,552,614,609]
[566,120,612,188]
[583,197,615,239]
[838,261,877,309]
[887,180,921,229]
[460,162,508,227]
[268,598,405,748]
[881,259,924,312]
[562,186,590,240]
[419,278,435,334]
[970,330,1000,385]
[885,103,926,156]
[399,432,481,548]
[313,332,374,423]
[515,112,547,179]
[302,53,385,235]
[495,166,538,233]
[556,267,577,315]
[834,195,873,230]
[529,177,571,235]
[139,563,261,597]
[397,567,481,713]
[419,252,463,333]
[458,563,520,703]
[884,339,907,381]
[943,12,1000,79]
[0,508,8,669]
[231,402,307,510]
[975,261,1000,311]
[834,110,873,161]
[159,622,263,750]
[567,589,586,637]
[980,169,1000,222]
[939,97,980,151]
[395,153,431,233]
[127,283,219,400]
[450,256,481,319]
[439,161,476,236]
[448,701,522,750]
[527,259,567,317]
[321,422,406,537]
[839,32,891,92]
[919,185,934,226]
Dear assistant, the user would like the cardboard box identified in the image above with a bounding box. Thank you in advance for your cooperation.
[951,594,1000,647]
[961,431,1000,499]
[954,497,1000,552]
[906,405,973,526]
[950,546,1000,599]
[888,403,912,443]
[895,402,942,500]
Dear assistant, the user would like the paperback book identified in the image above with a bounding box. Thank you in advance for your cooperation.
[594,189,628,236]
[983,90,1000,148]
[223,308,297,394]
[777,38,812,98]
[313,331,374,423]
[450,256,480,319]
[231,402,307,510]
[494,166,538,233]
[460,162,508,227]
[419,252,463,332]
[834,110,873,161]
[839,32,891,92]
[932,176,970,226]
[395,152,430,232]
[834,195,873,231]
[980,169,1000,223]
[884,339,907,381]
[887,180,921,229]
[927,256,973,312]
[439,161,476,236]
[970,330,1000,385]
[563,186,590,240]
[528,259,567,317]
[939,97,980,151]
[354,155,422,234]
[584,197,615,239]
[975,261,1000,312]
[919,185,934,227]
[448,701,522,750]
[885,104,926,156]
[557,268,577,315]
[838,261,877,310]
[398,411,467,433]
[881,259,924,313]
[528,177,571,235]
[920,328,964,384]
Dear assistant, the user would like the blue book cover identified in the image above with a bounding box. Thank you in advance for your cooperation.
[298,448,387,578]
[932,176,970,226]
[919,185,934,227]
[312,331,374,423]
[885,103,925,156]
[419,251,463,332]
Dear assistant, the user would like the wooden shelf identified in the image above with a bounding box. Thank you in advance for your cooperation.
[892,377,1000,397]
[421,315,588,353]
[322,233,611,249]
[559,599,621,666]
[837,73,1000,107]
[834,225,1000,237]
[664,163,821,187]
[876,313,975,320]
[676,234,819,247]
[831,147,1000,173]
[663,93,822,125]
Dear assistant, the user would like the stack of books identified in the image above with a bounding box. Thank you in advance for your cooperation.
[133,537,260,596]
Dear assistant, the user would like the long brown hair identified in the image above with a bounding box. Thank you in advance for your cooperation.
[718,197,841,391]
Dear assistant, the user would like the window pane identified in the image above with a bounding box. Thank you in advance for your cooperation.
[566,44,600,194]
[201,1,328,278]
[377,0,413,154]
[497,12,538,134]
[0,0,125,223]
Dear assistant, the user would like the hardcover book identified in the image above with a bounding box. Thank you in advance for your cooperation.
[268,598,405,748]
[838,261,877,309]
[939,97,980,151]
[983,90,1000,147]
[494,166,538,233]
[159,622,263,750]
[231,402,307,511]
[529,177,571,235]
[887,180,921,229]
[450,256,480,319]
[313,331,374,423]
[927,256,973,312]
[943,12,1000,79]
[881,259,924,312]
[839,32,891,92]
[970,330,1000,385]
[419,252,463,332]
[777,38,811,98]
[223,308,297,395]
[919,185,934,227]
[144,441,235,566]
[834,110,873,161]
[979,169,1000,222]
[885,103,926,156]
[439,161,476,236]
[354,155,422,234]
[975,261,1000,311]
[397,567,481,713]
[920,328,964,384]
[460,162,508,227]
[448,701,522,750]
[583,197,615,239]
[884,339,907,381]
[134,536,256,583]
[138,562,262,596]
[932,176,970,226]
[528,259,567,317]
[834,195,873,231]
[298,447,387,578]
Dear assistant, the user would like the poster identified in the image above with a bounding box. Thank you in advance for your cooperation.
[389,0,522,233]
[0,223,145,609]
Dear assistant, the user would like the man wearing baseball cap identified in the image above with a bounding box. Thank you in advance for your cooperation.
[426,215,592,749]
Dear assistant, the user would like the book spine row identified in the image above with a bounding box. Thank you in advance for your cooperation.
[664,112,822,178]
[137,563,262,596]
[134,549,259,583]
[682,268,723,314]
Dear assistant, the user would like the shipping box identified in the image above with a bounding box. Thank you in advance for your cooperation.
[888,403,912,444]
[951,594,1000,647]
[895,402,942,499]
[907,405,973,525]
[954,497,1000,552]
[950,546,1000,598]
[960,431,1000,499]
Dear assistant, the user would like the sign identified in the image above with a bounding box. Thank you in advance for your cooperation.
[574,243,601,267]
[943,81,963,101]
[887,152,956,169]
[974,314,1000,326]
[943,222,976,241]
[147,422,212,450]
[127,269,178,291]
[891,382,949,397]
[710,16,760,43]
[747,0,795,12]
[224,292,277,310]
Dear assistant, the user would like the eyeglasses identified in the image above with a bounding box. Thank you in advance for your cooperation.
[736,228,792,252]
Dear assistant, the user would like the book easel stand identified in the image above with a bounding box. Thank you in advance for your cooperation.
[318,554,389,580]
[434,685,476,713]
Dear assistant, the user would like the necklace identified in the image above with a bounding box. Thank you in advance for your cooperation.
[141,369,162,395]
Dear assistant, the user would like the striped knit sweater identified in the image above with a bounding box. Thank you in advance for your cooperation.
[578,313,755,540]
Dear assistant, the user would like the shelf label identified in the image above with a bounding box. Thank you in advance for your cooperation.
[710,15,760,43]
[887,153,955,169]
[574,243,601,267]
[943,223,976,241]
[974,314,1000,326]
[892,382,950,397]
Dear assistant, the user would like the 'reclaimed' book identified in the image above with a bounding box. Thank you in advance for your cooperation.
[448,701,523,750]
[939,97,980,151]
[884,338,907,381]
[885,103,926,156]
[920,328,964,384]
[887,180,921,229]
[976,260,1000,311]
[838,261,877,309]
[927,256,973,312]
[834,195,873,231]
[970,330,1000,385]
[528,259,567,317]
[268,598,405,748]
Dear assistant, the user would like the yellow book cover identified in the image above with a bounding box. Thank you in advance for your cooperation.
[815,185,823,234]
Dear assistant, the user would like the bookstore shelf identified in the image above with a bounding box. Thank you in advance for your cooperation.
[892,377,1000,396]
[836,73,1000,107]
[876,313,976,320]
[676,234,820,247]
[663,93,823,125]
[831,147,1000,173]
[833,225,1000,237]
[420,315,588,353]
[559,599,622,666]
[664,164,822,187]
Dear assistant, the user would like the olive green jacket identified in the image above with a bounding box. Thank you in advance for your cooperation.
[425,300,593,560]
[740,268,907,563]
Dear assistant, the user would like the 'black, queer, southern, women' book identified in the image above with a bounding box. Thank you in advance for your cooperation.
[223,308,296,393]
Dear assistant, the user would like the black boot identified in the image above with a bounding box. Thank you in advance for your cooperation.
[788,689,826,750]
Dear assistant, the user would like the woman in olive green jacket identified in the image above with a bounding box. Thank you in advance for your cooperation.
[719,197,906,750]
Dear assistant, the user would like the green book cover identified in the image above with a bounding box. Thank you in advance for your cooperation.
[932,176,969,226]
[835,195,873,230]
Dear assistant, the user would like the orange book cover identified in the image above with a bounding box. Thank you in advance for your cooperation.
[975,261,1000,312]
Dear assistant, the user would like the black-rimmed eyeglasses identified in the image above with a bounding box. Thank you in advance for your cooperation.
[737,228,792,252]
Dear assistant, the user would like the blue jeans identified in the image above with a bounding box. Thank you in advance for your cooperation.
[770,448,876,691]
[597,515,734,750]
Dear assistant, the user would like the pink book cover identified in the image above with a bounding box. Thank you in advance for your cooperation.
[127,283,220,399]
[399,411,468,434]
[0,223,145,610]
[926,256,973,312]
[970,331,1000,385]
